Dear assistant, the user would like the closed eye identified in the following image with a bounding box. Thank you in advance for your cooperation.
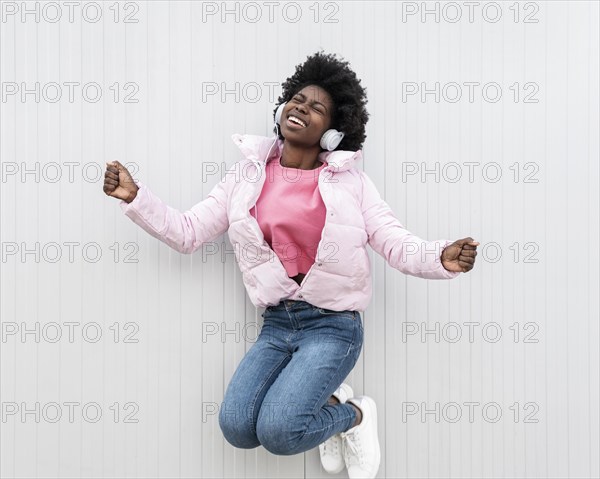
[292,95,326,114]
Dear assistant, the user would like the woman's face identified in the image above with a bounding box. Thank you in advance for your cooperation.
[280,84,334,148]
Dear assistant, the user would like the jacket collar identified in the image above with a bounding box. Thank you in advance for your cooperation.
[231,133,362,172]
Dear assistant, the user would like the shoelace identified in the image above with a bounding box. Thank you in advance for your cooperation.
[342,430,364,466]
[322,435,340,456]
[322,392,344,457]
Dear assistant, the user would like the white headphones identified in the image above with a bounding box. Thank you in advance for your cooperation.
[274,102,345,151]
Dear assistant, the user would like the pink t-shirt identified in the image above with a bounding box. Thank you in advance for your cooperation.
[249,155,327,277]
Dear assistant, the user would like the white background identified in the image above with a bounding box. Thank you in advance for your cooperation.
[1,1,598,477]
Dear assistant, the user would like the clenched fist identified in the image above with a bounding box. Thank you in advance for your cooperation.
[103,160,139,203]
[441,237,479,273]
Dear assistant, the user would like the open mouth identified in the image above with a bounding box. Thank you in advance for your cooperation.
[286,115,307,129]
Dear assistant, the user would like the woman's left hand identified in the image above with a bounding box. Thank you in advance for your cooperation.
[441,237,480,273]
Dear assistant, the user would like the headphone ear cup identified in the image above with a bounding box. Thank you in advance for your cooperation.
[320,129,345,151]
[275,102,287,125]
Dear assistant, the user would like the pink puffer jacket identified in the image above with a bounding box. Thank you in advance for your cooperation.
[119,133,460,312]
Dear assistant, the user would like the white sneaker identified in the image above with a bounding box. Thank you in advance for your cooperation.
[318,383,354,474]
[341,395,381,479]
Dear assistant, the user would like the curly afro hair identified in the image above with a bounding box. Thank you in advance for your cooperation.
[273,51,369,152]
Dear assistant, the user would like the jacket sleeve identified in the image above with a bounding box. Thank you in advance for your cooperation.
[359,170,460,280]
[118,172,232,255]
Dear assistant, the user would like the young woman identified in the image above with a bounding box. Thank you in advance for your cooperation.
[103,51,479,479]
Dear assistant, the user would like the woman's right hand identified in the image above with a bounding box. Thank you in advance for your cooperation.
[104,160,139,203]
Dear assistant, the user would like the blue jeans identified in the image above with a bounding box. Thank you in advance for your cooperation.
[218,299,364,456]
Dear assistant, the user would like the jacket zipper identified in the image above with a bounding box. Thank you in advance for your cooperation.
[249,160,268,241]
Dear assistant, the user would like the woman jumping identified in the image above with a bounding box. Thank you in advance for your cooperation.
[103,51,479,479]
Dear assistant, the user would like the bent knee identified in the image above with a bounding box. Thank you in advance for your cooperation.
[218,401,260,450]
[255,416,303,456]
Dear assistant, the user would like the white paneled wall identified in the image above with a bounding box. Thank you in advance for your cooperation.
[1,1,598,477]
